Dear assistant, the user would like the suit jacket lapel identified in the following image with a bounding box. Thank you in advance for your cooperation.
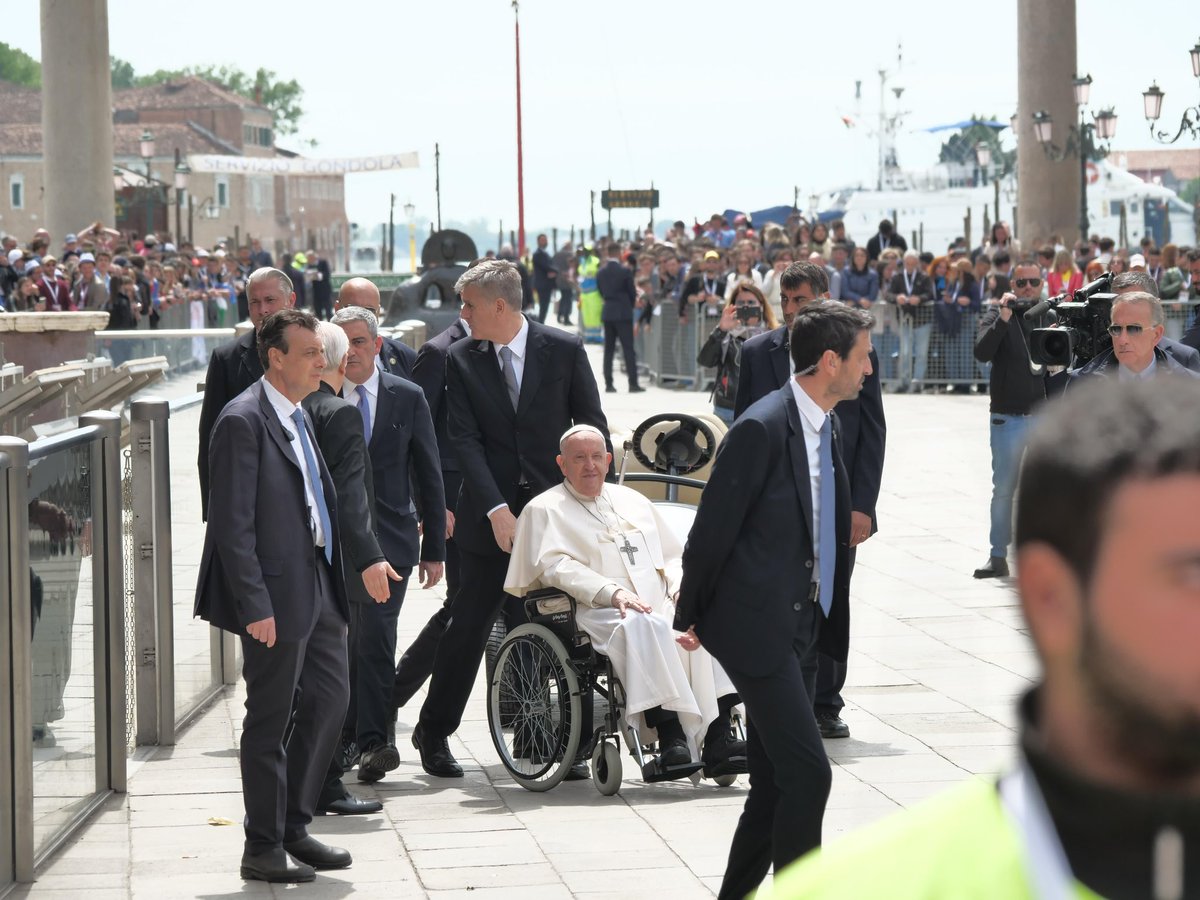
[783,387,814,545]
[516,325,548,417]
[238,331,260,382]
[469,339,515,420]
[371,376,394,450]
[770,327,790,388]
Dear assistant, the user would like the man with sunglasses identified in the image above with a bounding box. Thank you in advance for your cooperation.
[973,260,1050,579]
[1062,292,1198,390]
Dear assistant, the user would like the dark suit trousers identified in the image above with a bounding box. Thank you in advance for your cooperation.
[603,320,638,388]
[393,470,461,708]
[718,612,828,900]
[536,286,554,324]
[320,600,363,805]
[557,285,575,323]
[417,545,513,739]
[815,548,855,714]
[239,554,348,854]
[356,566,413,750]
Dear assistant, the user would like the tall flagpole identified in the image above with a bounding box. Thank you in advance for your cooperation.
[513,0,526,260]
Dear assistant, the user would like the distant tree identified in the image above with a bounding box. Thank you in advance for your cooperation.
[130,65,305,137]
[0,41,41,87]
[938,116,1015,175]
[110,57,137,89]
[1179,177,1200,206]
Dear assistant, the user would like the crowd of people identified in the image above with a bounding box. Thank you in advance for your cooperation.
[0,225,334,330]
[520,213,1200,403]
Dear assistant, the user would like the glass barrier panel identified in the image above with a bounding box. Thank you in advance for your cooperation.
[27,442,98,856]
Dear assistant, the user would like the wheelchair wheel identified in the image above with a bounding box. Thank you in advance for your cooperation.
[487,623,582,792]
[591,740,622,796]
[712,773,737,787]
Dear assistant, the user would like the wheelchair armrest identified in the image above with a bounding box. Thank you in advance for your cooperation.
[523,587,576,622]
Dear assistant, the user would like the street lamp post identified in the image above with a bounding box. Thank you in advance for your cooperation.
[1141,38,1200,144]
[403,200,416,273]
[1031,73,1118,242]
[174,162,190,249]
[139,130,155,238]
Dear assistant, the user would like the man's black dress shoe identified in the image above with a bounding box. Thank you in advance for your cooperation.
[629,385,646,393]
[702,727,748,770]
[412,726,463,778]
[336,737,359,772]
[605,385,618,394]
[816,710,851,739]
[659,737,692,768]
[240,848,315,883]
[317,794,383,816]
[973,556,1010,579]
[357,743,400,783]
[282,835,352,870]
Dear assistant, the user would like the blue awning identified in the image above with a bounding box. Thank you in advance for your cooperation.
[922,120,1008,133]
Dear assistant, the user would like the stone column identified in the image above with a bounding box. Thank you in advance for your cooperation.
[40,0,114,242]
[1016,0,1080,248]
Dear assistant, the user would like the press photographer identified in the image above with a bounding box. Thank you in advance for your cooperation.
[971,259,1049,580]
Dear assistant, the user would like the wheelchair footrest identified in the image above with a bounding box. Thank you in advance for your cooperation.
[703,755,749,778]
[641,759,706,783]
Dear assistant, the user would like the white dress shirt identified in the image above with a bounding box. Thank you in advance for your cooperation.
[485,316,531,518]
[492,314,530,390]
[788,377,828,593]
[261,376,327,550]
[343,364,380,434]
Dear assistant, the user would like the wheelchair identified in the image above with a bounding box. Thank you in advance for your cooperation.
[485,413,745,796]
[487,589,743,795]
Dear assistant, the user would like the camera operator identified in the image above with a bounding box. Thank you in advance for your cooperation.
[972,259,1048,580]
[1060,292,1198,391]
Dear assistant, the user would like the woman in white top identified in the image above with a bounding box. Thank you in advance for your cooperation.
[723,248,763,300]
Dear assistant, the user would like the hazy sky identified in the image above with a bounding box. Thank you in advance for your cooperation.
[7,0,1198,235]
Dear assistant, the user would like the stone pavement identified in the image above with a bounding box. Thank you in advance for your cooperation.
[9,336,1034,899]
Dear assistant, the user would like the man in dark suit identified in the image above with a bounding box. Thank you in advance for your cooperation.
[303,322,402,816]
[197,268,296,521]
[306,250,334,321]
[194,308,352,883]
[334,277,416,380]
[734,262,886,739]
[865,218,908,262]
[1110,271,1200,371]
[531,233,557,324]
[392,316,470,712]
[333,306,445,784]
[410,259,609,778]
[596,241,644,394]
[676,302,872,900]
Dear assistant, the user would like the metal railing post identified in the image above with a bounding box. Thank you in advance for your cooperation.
[130,399,177,746]
[0,436,34,883]
[81,412,126,794]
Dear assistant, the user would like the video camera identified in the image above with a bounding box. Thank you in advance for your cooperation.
[1025,273,1116,368]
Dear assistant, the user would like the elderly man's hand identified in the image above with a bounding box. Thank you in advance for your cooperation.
[611,588,652,619]
[676,626,701,652]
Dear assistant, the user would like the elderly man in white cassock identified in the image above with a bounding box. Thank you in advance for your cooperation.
[505,424,746,773]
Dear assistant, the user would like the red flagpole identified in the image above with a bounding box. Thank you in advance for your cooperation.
[513,1,526,260]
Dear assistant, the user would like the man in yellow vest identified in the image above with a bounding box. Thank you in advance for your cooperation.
[768,377,1200,900]
[577,245,603,344]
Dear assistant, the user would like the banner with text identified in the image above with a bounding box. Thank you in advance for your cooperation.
[186,152,419,176]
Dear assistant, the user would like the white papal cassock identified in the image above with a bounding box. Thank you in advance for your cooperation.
[505,481,735,756]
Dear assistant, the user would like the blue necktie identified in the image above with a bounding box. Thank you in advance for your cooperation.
[818,415,836,617]
[355,384,372,446]
[290,409,333,565]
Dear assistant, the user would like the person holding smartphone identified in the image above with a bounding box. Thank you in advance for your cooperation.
[698,281,777,424]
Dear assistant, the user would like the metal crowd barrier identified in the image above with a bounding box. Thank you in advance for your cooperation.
[644,299,720,390]
[0,411,126,884]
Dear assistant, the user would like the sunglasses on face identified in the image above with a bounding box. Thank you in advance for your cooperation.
[1013,278,1042,288]
[1107,324,1149,336]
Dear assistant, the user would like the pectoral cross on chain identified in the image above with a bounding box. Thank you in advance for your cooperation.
[618,534,639,566]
